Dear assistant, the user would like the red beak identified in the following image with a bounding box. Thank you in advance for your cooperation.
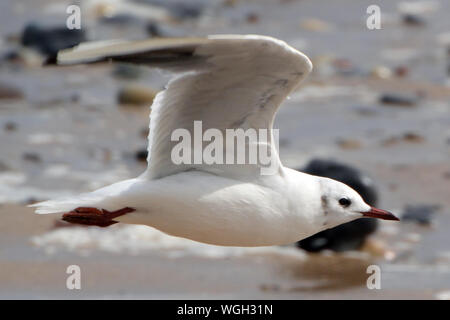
[361,206,400,221]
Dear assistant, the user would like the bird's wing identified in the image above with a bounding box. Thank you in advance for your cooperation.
[58,35,312,180]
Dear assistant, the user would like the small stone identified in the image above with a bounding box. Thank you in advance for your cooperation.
[336,138,362,150]
[382,132,425,146]
[146,23,163,37]
[332,58,358,76]
[395,65,409,77]
[401,204,440,226]
[370,66,392,79]
[22,152,41,163]
[112,64,142,80]
[0,161,9,172]
[135,149,148,162]
[382,136,400,147]
[301,18,331,32]
[379,93,419,107]
[402,14,426,26]
[141,127,150,139]
[246,12,259,24]
[403,132,424,143]
[223,0,237,8]
[4,122,17,131]
[21,24,86,57]
[0,84,23,100]
[117,85,157,106]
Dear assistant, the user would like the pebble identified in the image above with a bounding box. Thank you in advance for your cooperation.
[394,65,409,77]
[117,85,158,106]
[246,12,260,24]
[379,93,419,107]
[22,152,41,163]
[112,64,143,80]
[4,121,17,132]
[382,132,425,146]
[301,18,332,32]
[332,58,359,76]
[370,66,392,79]
[0,84,24,100]
[401,204,440,225]
[336,138,362,150]
[135,149,148,162]
[402,14,426,26]
[0,161,9,172]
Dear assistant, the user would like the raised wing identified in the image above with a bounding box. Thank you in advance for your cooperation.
[58,35,312,180]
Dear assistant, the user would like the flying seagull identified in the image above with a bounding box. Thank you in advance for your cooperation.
[31,35,398,247]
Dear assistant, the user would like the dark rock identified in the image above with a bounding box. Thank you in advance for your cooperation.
[22,152,41,163]
[100,14,142,26]
[136,0,204,19]
[146,23,163,37]
[332,58,360,76]
[21,24,86,57]
[401,204,440,226]
[1,50,22,64]
[379,93,419,107]
[402,14,426,26]
[117,85,157,106]
[135,149,148,162]
[336,138,362,150]
[382,132,425,146]
[4,121,17,132]
[0,161,9,172]
[0,84,24,100]
[112,64,143,80]
[395,66,409,77]
[166,2,203,19]
[296,159,379,252]
[246,12,260,24]
[146,22,187,38]
[141,127,150,139]
[403,132,425,143]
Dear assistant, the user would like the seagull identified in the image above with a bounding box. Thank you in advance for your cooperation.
[31,35,399,247]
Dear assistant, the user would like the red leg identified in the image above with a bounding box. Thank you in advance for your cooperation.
[62,207,135,227]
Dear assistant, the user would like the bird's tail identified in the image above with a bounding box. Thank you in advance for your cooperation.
[29,178,138,214]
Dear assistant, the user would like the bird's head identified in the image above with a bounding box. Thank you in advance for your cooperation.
[318,177,399,228]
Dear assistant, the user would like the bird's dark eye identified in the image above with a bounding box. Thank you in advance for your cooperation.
[339,197,351,207]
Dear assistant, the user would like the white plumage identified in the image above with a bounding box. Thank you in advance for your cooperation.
[31,35,398,246]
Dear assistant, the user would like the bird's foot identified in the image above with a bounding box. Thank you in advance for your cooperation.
[62,207,135,227]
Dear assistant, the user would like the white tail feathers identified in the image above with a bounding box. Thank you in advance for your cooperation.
[30,178,138,214]
[29,195,102,214]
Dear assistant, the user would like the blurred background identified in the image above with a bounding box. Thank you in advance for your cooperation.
[0,0,449,299]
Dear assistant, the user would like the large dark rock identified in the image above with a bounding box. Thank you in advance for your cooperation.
[21,24,86,57]
[296,159,379,252]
